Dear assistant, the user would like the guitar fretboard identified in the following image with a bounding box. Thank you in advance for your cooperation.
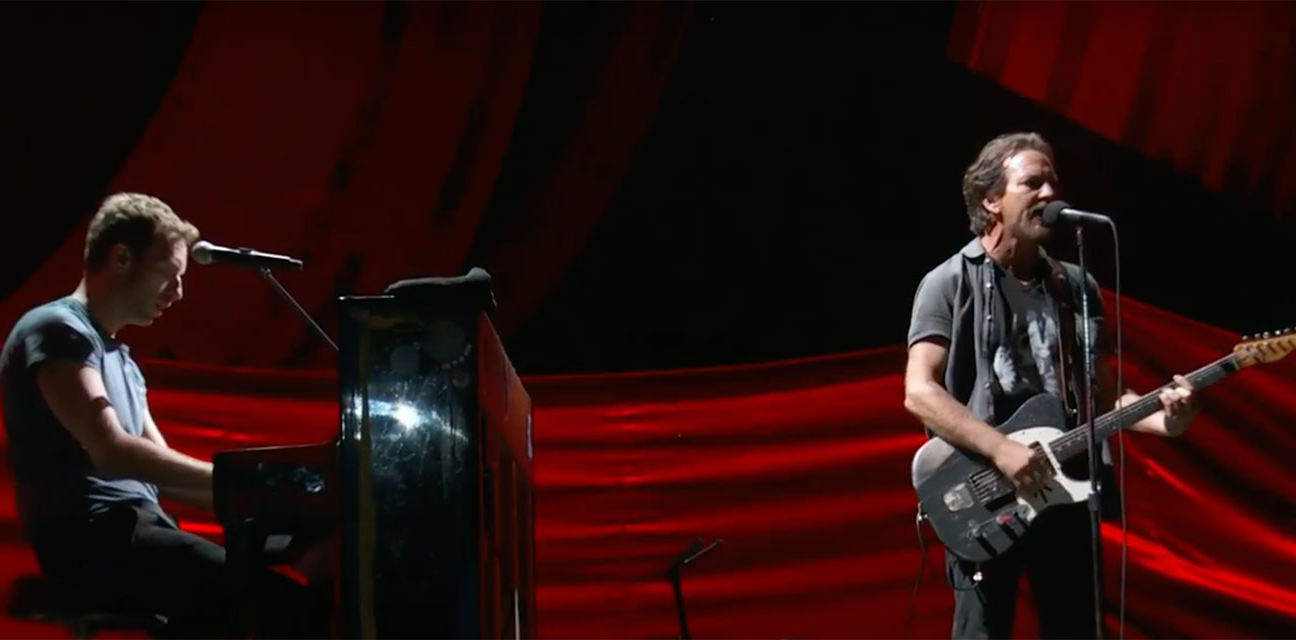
[1049,354,1239,462]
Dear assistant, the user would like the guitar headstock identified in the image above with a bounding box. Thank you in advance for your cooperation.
[1235,328,1296,368]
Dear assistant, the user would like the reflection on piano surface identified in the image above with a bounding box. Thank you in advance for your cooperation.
[213,272,536,638]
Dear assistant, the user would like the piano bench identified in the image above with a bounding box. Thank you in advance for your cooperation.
[6,574,168,638]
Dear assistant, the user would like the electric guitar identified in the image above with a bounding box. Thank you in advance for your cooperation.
[911,331,1296,562]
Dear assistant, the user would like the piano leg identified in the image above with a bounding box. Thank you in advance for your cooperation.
[224,518,260,636]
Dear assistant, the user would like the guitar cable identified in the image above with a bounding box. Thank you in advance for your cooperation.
[1105,218,1128,640]
[905,506,983,638]
[903,507,926,639]
[905,502,988,638]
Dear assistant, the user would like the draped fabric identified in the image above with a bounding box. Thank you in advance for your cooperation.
[531,294,1296,638]
[0,1,689,370]
[2,294,1293,638]
[949,1,1296,217]
[2,2,1296,638]
[0,1,540,369]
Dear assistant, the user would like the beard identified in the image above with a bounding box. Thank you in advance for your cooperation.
[121,285,165,326]
[1015,202,1052,243]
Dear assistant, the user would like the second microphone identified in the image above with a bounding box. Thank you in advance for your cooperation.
[191,240,304,271]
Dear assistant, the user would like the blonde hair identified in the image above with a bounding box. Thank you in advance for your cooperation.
[83,193,199,271]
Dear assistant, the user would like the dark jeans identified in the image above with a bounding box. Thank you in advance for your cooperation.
[946,502,1100,639]
[30,501,327,638]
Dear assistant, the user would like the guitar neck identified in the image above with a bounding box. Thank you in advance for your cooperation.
[1050,354,1239,463]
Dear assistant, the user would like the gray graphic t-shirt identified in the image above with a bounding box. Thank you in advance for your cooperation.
[0,296,160,540]
[992,278,1061,400]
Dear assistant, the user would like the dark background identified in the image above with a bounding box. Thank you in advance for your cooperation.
[3,4,1296,639]
[498,2,1294,373]
[3,2,1291,374]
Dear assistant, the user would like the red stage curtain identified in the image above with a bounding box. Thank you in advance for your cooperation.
[949,1,1296,217]
[4,293,1292,638]
[0,2,690,371]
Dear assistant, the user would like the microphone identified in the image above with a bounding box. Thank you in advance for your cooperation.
[1040,201,1112,227]
[190,240,303,271]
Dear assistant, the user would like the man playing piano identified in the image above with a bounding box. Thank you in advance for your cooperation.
[1,193,323,637]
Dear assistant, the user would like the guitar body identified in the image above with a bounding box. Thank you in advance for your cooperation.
[911,394,1093,563]
[907,330,1293,562]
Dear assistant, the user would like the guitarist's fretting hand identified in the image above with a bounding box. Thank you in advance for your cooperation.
[1119,374,1199,437]
[1158,374,1197,436]
[991,437,1049,494]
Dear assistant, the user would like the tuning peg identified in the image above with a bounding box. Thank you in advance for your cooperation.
[1264,331,1272,339]
[1242,334,1250,341]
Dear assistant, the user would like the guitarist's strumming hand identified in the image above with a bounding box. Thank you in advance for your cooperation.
[991,437,1049,495]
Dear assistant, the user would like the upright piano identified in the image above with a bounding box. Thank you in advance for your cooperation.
[212,270,536,638]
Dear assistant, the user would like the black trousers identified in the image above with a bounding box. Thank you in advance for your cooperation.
[30,501,327,638]
[946,502,1101,639]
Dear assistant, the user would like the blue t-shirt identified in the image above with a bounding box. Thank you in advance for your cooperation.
[1,296,159,539]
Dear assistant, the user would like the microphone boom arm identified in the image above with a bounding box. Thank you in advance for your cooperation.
[258,268,339,352]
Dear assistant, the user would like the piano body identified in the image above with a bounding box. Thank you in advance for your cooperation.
[213,271,536,638]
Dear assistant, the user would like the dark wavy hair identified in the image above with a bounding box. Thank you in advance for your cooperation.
[962,133,1054,235]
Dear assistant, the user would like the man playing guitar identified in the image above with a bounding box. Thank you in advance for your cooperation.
[903,132,1197,638]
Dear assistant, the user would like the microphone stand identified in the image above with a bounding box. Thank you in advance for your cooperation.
[1074,227,1103,638]
[664,537,723,640]
[258,268,338,352]
[219,269,336,634]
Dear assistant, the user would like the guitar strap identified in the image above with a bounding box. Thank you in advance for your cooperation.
[1041,255,1081,423]
[1039,255,1121,518]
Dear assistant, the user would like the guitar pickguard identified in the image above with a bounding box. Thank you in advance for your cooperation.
[1006,426,1091,518]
